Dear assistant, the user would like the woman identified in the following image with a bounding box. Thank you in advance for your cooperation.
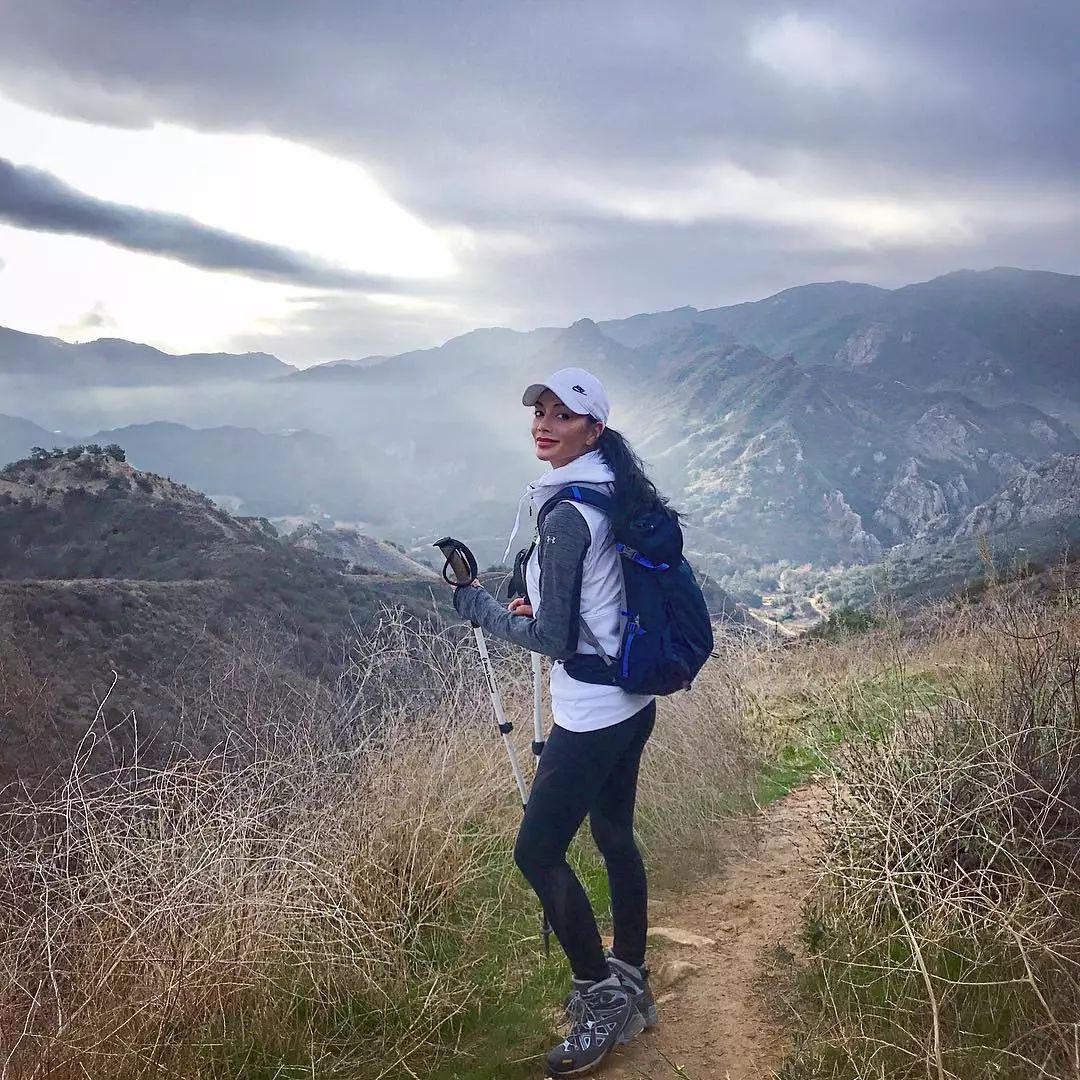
[451,366,667,1076]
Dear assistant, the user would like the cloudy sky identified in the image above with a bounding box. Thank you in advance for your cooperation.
[0,1,1076,366]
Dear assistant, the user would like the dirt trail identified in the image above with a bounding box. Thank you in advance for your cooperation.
[603,784,829,1080]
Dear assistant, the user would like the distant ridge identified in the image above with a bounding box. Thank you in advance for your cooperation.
[0,325,294,384]
[0,418,378,521]
[0,413,69,466]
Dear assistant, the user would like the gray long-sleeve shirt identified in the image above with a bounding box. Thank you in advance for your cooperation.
[452,502,590,660]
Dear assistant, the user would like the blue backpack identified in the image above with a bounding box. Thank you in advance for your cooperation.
[536,486,714,696]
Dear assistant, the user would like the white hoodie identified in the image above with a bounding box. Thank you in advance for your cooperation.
[511,451,654,732]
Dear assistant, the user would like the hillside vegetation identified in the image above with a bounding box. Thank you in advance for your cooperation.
[4,515,1080,1076]
[0,608,759,1080]
[0,450,438,784]
[783,567,1080,1080]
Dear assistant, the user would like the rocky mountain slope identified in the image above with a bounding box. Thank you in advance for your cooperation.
[286,522,437,577]
[0,451,281,580]
[526,318,1078,565]
[0,450,428,584]
[954,453,1080,539]
[602,268,1080,428]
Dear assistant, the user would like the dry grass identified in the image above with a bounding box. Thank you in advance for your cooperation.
[789,567,1080,1080]
[0,607,764,1079]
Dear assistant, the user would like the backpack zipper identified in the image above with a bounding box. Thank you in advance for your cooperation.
[621,614,643,680]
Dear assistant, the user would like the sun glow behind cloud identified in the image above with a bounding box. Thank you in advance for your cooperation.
[0,95,456,357]
[562,156,1080,254]
[0,223,300,354]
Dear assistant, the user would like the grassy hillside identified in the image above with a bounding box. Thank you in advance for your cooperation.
[0,611,761,1080]
[774,563,1080,1079]
[6,544,1079,1077]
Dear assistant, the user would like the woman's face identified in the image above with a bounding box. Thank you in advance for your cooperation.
[531,389,604,469]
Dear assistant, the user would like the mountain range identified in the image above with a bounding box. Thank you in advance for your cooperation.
[0,326,292,384]
[599,267,1080,427]
[3,266,1079,574]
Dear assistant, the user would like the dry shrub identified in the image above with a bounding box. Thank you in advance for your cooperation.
[1,714,511,1078]
[796,581,1080,1080]
[0,607,760,1079]
[635,628,762,875]
[0,640,55,785]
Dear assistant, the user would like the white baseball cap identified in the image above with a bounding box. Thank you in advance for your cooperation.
[521,367,611,425]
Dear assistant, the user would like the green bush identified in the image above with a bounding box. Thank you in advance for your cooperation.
[807,606,876,640]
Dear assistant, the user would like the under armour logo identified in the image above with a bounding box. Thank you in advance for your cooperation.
[545,535,557,543]
[572,384,586,393]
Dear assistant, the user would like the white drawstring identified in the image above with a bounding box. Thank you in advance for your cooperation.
[502,484,536,564]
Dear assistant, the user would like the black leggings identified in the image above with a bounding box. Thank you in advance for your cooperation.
[514,700,655,982]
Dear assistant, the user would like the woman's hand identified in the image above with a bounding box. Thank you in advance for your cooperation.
[450,579,484,621]
[507,596,533,617]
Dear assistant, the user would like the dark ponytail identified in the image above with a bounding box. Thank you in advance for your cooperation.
[594,425,674,531]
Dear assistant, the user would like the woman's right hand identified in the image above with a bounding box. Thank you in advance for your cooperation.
[507,597,533,617]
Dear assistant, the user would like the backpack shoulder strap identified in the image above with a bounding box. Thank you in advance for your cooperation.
[536,484,614,533]
[535,484,618,669]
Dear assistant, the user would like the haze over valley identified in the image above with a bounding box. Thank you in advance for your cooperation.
[4,265,1080,614]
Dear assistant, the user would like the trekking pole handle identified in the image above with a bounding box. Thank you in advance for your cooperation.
[433,536,479,587]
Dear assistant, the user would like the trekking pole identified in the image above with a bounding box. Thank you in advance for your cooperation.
[511,546,547,761]
[434,537,552,953]
[434,537,528,805]
[528,650,552,953]
[531,652,545,758]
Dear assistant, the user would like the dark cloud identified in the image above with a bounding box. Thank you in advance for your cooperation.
[80,303,113,330]
[0,156,405,291]
[58,300,117,341]
[2,3,1075,192]
[0,0,1077,360]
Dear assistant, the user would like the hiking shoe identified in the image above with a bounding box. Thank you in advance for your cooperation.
[606,952,659,1031]
[561,954,658,1038]
[546,975,642,1076]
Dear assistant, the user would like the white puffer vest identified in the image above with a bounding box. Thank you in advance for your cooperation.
[510,451,654,732]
